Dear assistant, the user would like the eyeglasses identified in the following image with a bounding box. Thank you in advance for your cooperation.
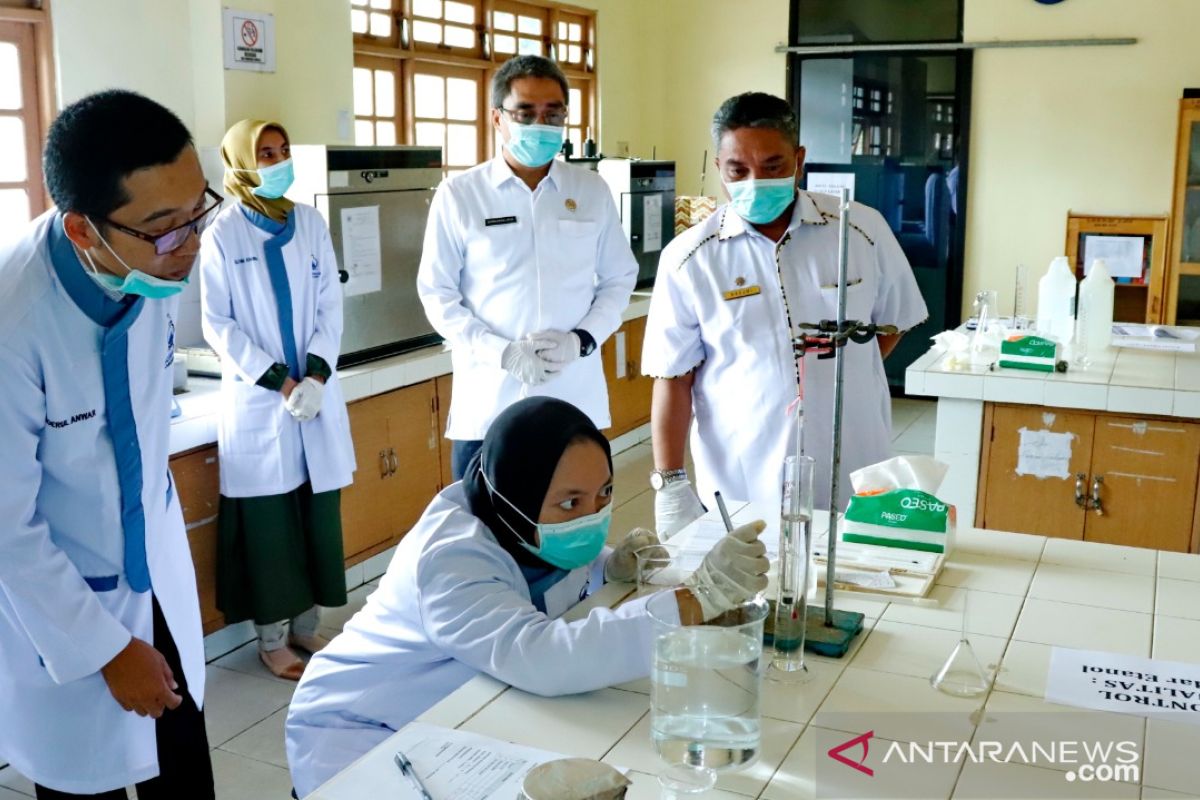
[499,106,569,127]
[103,187,224,255]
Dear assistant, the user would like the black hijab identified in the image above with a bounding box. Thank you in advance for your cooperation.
[463,397,613,569]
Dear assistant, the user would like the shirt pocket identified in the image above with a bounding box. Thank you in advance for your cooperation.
[550,219,601,294]
[818,278,873,323]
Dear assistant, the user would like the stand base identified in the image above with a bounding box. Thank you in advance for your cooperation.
[803,609,865,658]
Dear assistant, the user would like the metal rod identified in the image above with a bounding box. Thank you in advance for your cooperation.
[775,37,1137,55]
[824,187,852,626]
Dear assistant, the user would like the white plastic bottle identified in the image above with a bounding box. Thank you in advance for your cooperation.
[1077,258,1115,361]
[1036,256,1077,344]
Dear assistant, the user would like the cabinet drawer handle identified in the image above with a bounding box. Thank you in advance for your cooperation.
[380,450,390,479]
[1091,475,1104,516]
[389,448,399,476]
[1074,473,1088,509]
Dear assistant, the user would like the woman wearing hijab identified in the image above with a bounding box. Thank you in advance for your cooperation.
[283,397,769,797]
[199,119,356,680]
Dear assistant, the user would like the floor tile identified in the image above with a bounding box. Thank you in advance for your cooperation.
[814,667,982,744]
[203,665,296,748]
[1142,718,1200,796]
[1157,578,1200,620]
[850,620,1007,683]
[880,585,1024,639]
[954,528,1046,562]
[612,442,654,506]
[1041,538,1158,576]
[612,488,656,539]
[761,725,964,800]
[993,640,1053,698]
[1028,563,1155,614]
[209,749,295,800]
[936,552,1038,596]
[218,707,288,769]
[1158,551,1200,583]
[315,583,375,635]
[953,760,1139,798]
[213,641,300,686]
[975,690,1146,775]
[461,687,648,761]
[893,410,937,454]
[1152,616,1200,663]
[1012,599,1152,656]
[602,712,803,798]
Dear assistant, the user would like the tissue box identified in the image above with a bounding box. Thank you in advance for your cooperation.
[999,334,1059,372]
[674,196,717,235]
[842,489,956,554]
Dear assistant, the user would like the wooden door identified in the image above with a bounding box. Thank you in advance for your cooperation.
[383,381,443,545]
[978,405,1095,539]
[171,446,224,634]
[435,373,453,488]
[1085,416,1200,552]
[341,394,396,560]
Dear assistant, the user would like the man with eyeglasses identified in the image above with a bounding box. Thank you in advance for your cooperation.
[0,90,215,798]
[418,55,638,479]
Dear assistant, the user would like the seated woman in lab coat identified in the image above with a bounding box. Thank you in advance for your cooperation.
[285,397,768,797]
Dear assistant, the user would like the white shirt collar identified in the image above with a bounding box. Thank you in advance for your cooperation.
[716,191,826,242]
[488,153,562,192]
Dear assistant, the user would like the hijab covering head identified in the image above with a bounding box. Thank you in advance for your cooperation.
[220,118,295,223]
[464,397,613,569]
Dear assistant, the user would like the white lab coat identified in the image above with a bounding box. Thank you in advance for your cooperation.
[642,193,928,512]
[200,203,355,498]
[285,483,660,798]
[417,156,639,441]
[0,212,205,793]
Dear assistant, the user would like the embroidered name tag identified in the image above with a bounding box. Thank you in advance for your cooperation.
[485,216,518,227]
[723,285,762,301]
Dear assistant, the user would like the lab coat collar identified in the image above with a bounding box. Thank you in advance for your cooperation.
[47,213,137,328]
[239,202,289,236]
[716,190,826,242]
[488,152,562,192]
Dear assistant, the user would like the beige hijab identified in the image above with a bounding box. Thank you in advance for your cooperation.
[220,118,295,223]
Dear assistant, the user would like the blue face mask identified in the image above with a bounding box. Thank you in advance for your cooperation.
[251,158,295,199]
[505,122,565,168]
[482,470,612,571]
[725,175,797,225]
[80,219,188,299]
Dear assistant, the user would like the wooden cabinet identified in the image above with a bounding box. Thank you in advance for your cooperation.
[602,316,654,437]
[1167,96,1200,325]
[435,374,453,488]
[977,403,1200,552]
[170,445,225,635]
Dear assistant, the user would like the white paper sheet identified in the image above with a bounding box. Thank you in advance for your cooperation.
[806,172,856,203]
[643,194,663,253]
[387,722,567,799]
[1045,647,1200,726]
[614,330,627,379]
[1082,235,1145,279]
[1015,427,1073,480]
[339,206,383,297]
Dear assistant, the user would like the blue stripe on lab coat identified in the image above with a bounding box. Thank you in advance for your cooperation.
[47,217,152,593]
[241,205,301,380]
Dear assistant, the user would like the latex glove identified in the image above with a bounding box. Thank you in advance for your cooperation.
[604,528,664,583]
[530,329,580,366]
[286,376,325,422]
[654,480,706,540]
[683,520,769,620]
[501,339,559,385]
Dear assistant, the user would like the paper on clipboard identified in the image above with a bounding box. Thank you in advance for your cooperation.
[643,194,663,253]
[339,206,383,297]
[1082,235,1144,279]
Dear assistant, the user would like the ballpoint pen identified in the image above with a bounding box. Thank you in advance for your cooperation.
[714,491,734,533]
[394,751,434,800]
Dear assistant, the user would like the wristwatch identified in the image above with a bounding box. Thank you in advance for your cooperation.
[572,328,597,357]
[649,468,688,491]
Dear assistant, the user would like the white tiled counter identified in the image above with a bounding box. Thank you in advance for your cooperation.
[308,506,1200,800]
[169,296,651,456]
[904,345,1200,526]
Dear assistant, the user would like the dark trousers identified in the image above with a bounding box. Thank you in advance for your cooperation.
[35,597,214,800]
[451,439,484,481]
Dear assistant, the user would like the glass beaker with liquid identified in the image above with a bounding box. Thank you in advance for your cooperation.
[646,592,769,794]
[771,455,815,682]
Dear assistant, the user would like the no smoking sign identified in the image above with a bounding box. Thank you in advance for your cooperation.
[224,9,274,72]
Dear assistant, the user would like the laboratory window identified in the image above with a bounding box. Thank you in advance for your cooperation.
[350,0,400,49]
[0,10,50,233]
[411,63,484,175]
[352,55,401,147]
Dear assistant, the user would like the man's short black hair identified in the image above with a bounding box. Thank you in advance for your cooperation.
[43,90,193,221]
[711,92,799,148]
[490,55,570,109]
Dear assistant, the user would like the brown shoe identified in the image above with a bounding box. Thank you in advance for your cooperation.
[289,633,331,655]
[259,646,306,681]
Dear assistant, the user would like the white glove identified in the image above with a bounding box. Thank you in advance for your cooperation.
[683,520,769,620]
[286,377,325,422]
[530,329,580,366]
[654,480,706,540]
[604,528,664,583]
[501,339,559,385]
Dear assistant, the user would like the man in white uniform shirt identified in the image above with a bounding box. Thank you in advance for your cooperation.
[643,92,928,537]
[417,55,638,479]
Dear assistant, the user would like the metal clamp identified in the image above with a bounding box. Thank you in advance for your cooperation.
[793,320,900,360]
[1074,473,1088,509]
[1091,475,1104,516]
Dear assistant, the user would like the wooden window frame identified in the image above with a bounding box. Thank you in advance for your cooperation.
[409,60,487,172]
[1,1,57,220]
